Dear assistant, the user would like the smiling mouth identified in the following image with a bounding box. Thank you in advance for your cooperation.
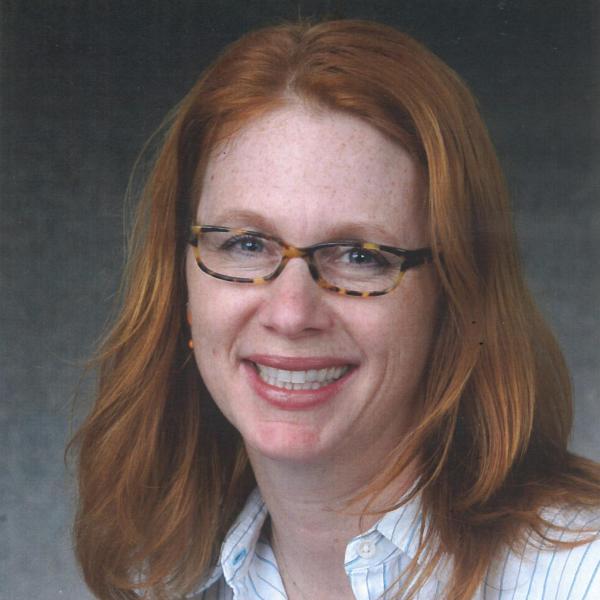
[253,363,351,390]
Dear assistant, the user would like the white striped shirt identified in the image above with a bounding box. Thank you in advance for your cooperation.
[189,488,600,599]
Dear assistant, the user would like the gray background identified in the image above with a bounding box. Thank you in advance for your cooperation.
[1,1,598,598]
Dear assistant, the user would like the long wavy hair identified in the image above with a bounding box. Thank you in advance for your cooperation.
[69,19,600,600]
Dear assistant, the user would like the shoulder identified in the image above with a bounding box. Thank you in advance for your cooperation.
[482,505,600,600]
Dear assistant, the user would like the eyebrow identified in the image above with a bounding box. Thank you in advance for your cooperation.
[201,209,274,232]
[198,208,401,245]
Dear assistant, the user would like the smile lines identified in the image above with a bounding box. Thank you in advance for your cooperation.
[254,363,350,390]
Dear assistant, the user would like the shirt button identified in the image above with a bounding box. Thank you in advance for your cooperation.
[357,540,376,559]
[232,548,247,566]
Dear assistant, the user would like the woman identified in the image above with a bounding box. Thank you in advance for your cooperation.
[71,20,600,600]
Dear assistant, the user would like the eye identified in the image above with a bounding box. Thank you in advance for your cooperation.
[345,247,390,267]
[220,234,265,254]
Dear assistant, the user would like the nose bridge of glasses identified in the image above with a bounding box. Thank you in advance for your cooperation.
[275,244,321,282]
[282,245,307,259]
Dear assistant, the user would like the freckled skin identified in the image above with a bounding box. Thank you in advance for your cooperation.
[186,105,439,467]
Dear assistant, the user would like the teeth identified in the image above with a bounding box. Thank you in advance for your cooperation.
[255,363,350,390]
[291,371,305,384]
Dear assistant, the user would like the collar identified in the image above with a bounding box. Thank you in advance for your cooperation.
[193,486,449,594]
[342,489,450,586]
[192,488,268,594]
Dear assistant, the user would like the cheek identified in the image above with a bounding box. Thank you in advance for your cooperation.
[187,286,237,414]
[190,291,229,357]
[187,263,225,364]
[363,275,440,369]
[187,274,258,369]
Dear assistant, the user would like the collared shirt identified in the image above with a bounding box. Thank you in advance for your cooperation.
[188,488,600,599]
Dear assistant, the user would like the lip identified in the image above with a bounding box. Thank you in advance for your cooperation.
[242,355,357,411]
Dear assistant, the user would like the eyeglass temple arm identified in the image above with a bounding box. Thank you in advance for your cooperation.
[401,248,434,271]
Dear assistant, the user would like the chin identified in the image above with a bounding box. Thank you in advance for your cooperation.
[245,421,329,463]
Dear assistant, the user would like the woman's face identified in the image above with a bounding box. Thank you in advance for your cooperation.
[186,105,439,466]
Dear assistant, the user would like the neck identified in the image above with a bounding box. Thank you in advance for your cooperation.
[246,446,415,600]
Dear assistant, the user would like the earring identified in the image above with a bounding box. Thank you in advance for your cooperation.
[187,307,194,350]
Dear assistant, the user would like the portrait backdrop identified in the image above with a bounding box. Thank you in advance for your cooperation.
[1,1,598,598]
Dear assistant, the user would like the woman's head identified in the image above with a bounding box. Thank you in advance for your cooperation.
[158,20,548,483]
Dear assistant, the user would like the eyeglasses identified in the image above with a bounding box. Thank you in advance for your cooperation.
[188,225,433,298]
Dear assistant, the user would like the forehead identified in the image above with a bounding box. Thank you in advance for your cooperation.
[197,105,427,246]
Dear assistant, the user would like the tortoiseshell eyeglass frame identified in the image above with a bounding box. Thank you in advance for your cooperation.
[188,225,433,298]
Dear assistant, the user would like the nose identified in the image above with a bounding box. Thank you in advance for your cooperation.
[257,257,334,338]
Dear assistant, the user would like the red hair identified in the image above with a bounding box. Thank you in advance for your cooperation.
[70,20,600,599]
